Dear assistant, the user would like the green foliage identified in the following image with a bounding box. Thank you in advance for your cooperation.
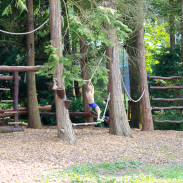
[2,0,27,16]
[144,21,170,73]
[69,5,131,45]
[36,161,183,183]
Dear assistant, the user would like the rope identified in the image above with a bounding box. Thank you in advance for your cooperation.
[0,18,49,35]
[102,92,110,120]
[70,50,106,82]
[121,74,146,103]
[90,50,106,80]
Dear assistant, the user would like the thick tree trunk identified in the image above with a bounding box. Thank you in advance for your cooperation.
[136,0,154,131]
[26,0,41,129]
[80,36,93,123]
[126,37,142,128]
[169,0,176,49]
[49,0,77,144]
[181,0,183,60]
[62,0,70,55]
[103,2,133,137]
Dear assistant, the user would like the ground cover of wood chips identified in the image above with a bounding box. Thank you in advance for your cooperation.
[0,126,183,183]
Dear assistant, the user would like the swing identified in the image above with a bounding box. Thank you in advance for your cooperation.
[72,92,110,126]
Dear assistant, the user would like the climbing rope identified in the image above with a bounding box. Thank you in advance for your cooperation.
[0,18,49,35]
[102,92,110,120]
[121,73,146,103]
[90,50,106,80]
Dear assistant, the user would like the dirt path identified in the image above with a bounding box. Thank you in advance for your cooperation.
[0,126,183,183]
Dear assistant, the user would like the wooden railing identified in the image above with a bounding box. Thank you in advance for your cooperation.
[148,75,183,123]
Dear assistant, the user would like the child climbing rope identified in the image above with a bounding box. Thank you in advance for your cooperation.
[86,79,104,122]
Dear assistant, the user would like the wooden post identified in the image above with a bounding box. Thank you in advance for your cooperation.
[13,72,19,125]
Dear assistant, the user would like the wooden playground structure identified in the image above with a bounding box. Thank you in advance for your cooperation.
[148,75,183,123]
[0,66,109,132]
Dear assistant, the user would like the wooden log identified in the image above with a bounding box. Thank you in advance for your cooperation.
[0,105,51,113]
[1,100,14,102]
[151,98,183,101]
[0,88,10,91]
[0,75,21,80]
[148,76,182,80]
[154,120,183,123]
[0,66,43,72]
[152,106,183,110]
[40,112,93,117]
[0,111,28,118]
[14,72,19,124]
[150,86,183,90]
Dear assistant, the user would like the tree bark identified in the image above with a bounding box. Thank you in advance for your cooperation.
[80,36,93,123]
[136,0,154,131]
[49,0,77,144]
[26,0,41,129]
[126,37,142,128]
[169,0,176,49]
[62,0,70,55]
[181,0,183,61]
[103,0,133,137]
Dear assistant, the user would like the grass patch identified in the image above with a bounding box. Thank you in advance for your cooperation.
[36,161,183,183]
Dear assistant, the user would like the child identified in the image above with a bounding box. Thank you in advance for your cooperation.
[86,79,104,122]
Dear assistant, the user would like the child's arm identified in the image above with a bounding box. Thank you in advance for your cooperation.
[88,79,94,93]
[90,82,94,94]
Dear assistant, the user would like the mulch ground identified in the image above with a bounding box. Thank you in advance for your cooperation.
[0,126,183,183]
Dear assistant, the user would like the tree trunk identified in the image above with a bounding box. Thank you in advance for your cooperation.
[181,0,183,60]
[62,0,70,55]
[49,0,77,144]
[169,0,176,49]
[26,0,41,129]
[103,0,133,137]
[80,36,93,123]
[127,44,142,128]
[126,37,142,128]
[136,0,154,131]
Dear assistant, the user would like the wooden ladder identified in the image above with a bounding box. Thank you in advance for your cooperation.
[148,75,183,123]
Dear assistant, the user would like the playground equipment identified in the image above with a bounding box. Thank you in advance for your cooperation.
[0,66,52,132]
[148,75,183,123]
[45,82,110,125]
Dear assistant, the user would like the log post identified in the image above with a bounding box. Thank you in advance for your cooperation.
[13,72,19,126]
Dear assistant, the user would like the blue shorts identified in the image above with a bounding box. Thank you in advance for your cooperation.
[89,102,98,108]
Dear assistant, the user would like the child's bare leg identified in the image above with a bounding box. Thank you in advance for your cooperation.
[95,106,100,120]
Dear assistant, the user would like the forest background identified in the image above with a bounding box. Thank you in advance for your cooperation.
[0,0,183,131]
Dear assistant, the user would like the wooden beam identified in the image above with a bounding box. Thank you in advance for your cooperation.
[40,112,93,117]
[0,66,43,72]
[148,76,182,80]
[151,98,183,101]
[150,86,183,90]
[14,72,19,124]
[0,75,21,80]
[0,105,51,113]
[152,106,183,110]
[0,111,28,118]
[154,120,183,123]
